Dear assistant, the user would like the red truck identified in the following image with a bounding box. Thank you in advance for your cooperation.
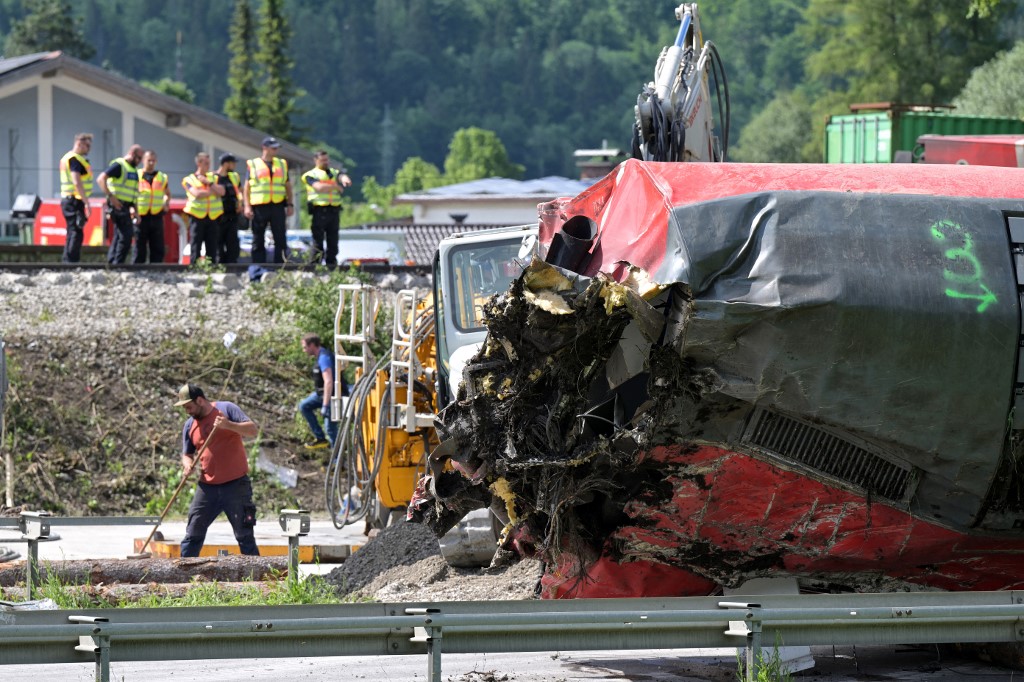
[32,198,189,263]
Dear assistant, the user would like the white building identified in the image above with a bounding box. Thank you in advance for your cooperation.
[393,176,595,225]
[0,51,309,215]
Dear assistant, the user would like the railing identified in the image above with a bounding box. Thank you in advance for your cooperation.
[1,590,1021,682]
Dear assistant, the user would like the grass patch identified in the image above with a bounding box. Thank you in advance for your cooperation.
[32,569,349,608]
[736,638,795,682]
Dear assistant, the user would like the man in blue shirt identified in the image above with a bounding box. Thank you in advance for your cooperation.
[299,333,344,450]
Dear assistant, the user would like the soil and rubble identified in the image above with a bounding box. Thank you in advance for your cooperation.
[326,519,543,601]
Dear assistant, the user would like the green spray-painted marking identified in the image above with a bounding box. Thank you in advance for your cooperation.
[929,219,997,313]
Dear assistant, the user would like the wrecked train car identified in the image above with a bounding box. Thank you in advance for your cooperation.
[411,159,1024,599]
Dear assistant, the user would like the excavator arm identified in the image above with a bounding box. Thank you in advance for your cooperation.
[633,3,729,162]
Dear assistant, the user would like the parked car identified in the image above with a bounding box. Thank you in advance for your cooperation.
[237,229,410,265]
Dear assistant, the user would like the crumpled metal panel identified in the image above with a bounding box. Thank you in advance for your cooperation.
[417,160,1024,599]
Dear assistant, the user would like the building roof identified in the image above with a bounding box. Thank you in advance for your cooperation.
[394,176,594,204]
[0,51,309,165]
[357,223,517,265]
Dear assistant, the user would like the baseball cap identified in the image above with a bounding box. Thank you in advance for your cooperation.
[219,152,237,164]
[261,136,281,149]
[174,383,205,407]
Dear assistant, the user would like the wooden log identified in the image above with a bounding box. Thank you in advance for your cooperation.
[0,555,289,586]
[1,581,281,604]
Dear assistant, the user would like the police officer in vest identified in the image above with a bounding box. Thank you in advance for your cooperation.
[59,132,94,263]
[182,152,226,265]
[215,153,243,264]
[134,150,170,264]
[301,150,351,267]
[96,144,144,265]
[243,136,293,264]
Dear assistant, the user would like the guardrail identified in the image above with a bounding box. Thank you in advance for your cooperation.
[1,590,1021,682]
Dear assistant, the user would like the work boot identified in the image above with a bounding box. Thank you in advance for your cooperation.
[304,438,329,450]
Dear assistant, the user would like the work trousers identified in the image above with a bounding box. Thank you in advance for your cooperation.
[134,213,165,264]
[219,211,241,264]
[299,391,338,447]
[180,475,259,557]
[189,215,220,265]
[251,202,287,264]
[106,202,135,264]
[309,206,341,267]
[61,196,87,263]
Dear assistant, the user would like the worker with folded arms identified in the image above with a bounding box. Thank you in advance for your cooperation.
[182,152,225,265]
[175,383,260,557]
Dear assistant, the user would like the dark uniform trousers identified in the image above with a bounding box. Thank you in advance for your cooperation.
[61,196,87,263]
[134,213,165,264]
[107,202,135,264]
[251,202,287,264]
[310,205,341,267]
[190,216,220,265]
[219,211,241,264]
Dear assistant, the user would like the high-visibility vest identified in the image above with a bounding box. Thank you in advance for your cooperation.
[136,171,169,216]
[246,157,288,205]
[106,157,139,204]
[59,151,92,199]
[221,170,241,200]
[302,167,344,207]
[182,172,224,219]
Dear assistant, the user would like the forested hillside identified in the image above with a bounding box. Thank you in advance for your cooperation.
[2,0,1023,181]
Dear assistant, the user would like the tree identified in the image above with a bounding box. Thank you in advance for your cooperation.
[444,128,524,183]
[730,91,815,163]
[393,157,445,194]
[141,78,195,104]
[3,0,95,60]
[224,0,259,127]
[801,0,1008,105]
[953,42,1024,119]
[254,0,298,139]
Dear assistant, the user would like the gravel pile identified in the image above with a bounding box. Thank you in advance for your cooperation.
[327,519,543,602]
[0,269,431,343]
[0,270,266,342]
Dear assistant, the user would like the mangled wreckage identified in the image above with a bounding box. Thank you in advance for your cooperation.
[410,159,1024,599]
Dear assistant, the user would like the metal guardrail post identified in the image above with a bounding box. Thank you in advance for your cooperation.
[278,509,310,584]
[407,607,442,681]
[721,601,763,682]
[69,615,110,682]
[19,511,52,600]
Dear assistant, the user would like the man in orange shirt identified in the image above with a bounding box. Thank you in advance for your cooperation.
[175,384,260,556]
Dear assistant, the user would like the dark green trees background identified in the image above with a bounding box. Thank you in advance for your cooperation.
[2,0,1023,178]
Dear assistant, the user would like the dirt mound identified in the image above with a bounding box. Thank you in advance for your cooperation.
[326,519,543,601]
[0,271,324,517]
[326,519,441,594]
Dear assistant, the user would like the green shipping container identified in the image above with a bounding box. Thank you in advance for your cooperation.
[824,108,1024,163]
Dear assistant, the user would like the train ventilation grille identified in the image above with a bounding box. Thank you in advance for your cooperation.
[742,409,912,503]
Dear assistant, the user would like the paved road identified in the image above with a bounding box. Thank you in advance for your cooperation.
[4,516,364,577]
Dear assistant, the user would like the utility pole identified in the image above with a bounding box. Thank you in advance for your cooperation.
[175,31,183,82]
